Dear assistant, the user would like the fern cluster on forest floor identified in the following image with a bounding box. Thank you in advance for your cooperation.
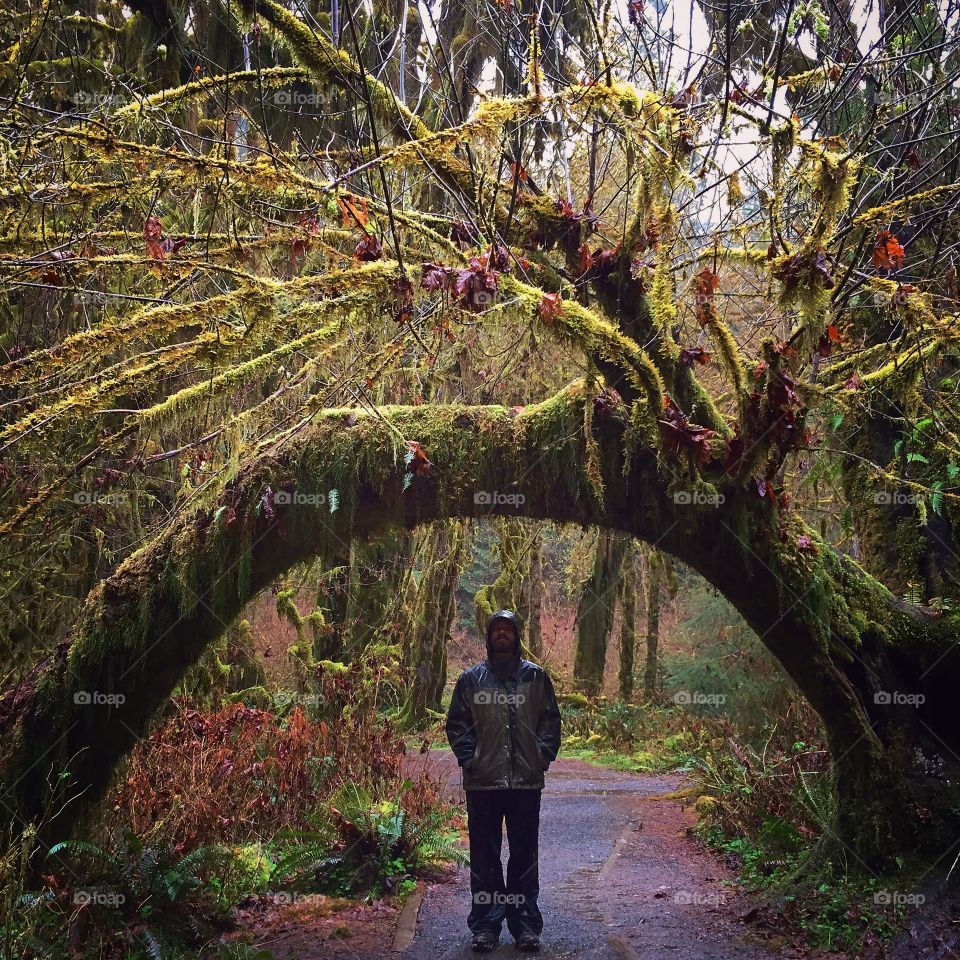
[0,683,463,959]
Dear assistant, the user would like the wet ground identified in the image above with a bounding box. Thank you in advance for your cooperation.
[232,750,787,959]
[399,751,781,960]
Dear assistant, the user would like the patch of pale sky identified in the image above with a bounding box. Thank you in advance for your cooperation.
[403,0,951,226]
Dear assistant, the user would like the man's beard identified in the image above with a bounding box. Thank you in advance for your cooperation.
[489,644,519,666]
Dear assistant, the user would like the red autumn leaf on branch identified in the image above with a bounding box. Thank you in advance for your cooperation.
[538,292,564,323]
[811,250,835,286]
[531,198,584,254]
[774,248,834,291]
[578,244,618,280]
[435,314,455,342]
[659,395,715,467]
[391,275,414,324]
[670,84,698,111]
[489,244,512,272]
[872,230,905,270]
[679,346,712,367]
[773,340,799,363]
[636,221,660,253]
[768,368,801,413]
[144,216,166,260]
[693,268,721,325]
[354,233,383,262]
[891,282,917,307]
[589,247,618,280]
[289,215,321,265]
[510,161,529,184]
[450,220,479,247]
[593,387,623,418]
[677,126,696,155]
[578,244,593,275]
[143,216,186,262]
[452,256,500,311]
[724,427,746,476]
[754,475,778,502]
[796,534,817,553]
[844,372,862,390]
[421,262,452,292]
[421,257,501,309]
[693,268,720,302]
[816,323,841,357]
[337,194,369,229]
[406,441,433,477]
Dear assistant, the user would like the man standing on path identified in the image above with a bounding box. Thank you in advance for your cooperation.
[445,609,562,954]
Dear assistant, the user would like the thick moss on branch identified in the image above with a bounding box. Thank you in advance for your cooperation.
[2,384,960,867]
[501,274,664,420]
[235,0,432,141]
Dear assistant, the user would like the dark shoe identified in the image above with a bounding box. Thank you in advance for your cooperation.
[515,933,541,952]
[472,931,499,952]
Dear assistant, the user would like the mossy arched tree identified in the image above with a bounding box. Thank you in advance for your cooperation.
[2,0,960,874]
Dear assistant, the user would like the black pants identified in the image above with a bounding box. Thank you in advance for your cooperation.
[465,789,543,938]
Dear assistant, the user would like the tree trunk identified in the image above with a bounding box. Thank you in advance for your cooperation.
[474,519,530,642]
[643,549,677,698]
[526,531,544,660]
[573,530,627,696]
[618,543,638,700]
[344,530,411,656]
[314,548,351,661]
[643,549,661,698]
[398,522,468,729]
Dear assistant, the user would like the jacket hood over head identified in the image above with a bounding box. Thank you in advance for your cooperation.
[485,609,522,659]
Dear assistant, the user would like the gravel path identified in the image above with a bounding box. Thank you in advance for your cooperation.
[398,751,783,960]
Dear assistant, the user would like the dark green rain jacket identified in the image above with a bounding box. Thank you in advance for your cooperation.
[445,610,562,790]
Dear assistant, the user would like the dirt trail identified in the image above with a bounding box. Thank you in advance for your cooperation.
[233,752,787,960]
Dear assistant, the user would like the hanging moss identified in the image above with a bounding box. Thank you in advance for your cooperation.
[234,0,433,141]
